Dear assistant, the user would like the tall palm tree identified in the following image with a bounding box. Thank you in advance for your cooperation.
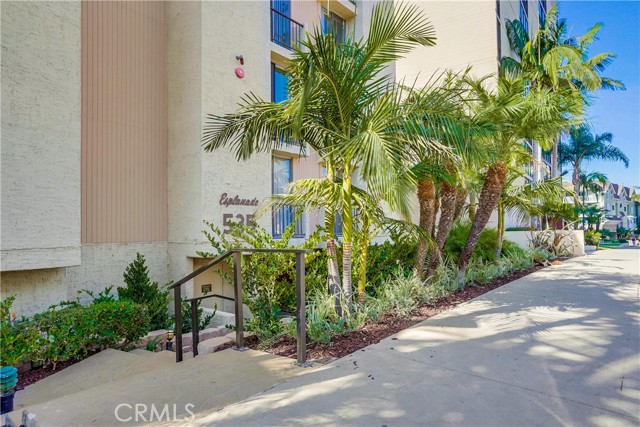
[456,72,581,284]
[202,2,446,308]
[558,125,628,199]
[502,5,624,173]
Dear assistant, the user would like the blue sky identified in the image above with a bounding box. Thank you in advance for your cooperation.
[559,1,640,188]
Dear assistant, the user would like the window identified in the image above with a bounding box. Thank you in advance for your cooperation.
[271,64,288,103]
[321,8,346,43]
[496,1,502,59]
[519,0,529,34]
[538,0,547,28]
[272,157,304,238]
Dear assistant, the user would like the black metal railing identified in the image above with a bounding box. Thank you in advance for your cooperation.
[271,8,303,50]
[169,248,310,365]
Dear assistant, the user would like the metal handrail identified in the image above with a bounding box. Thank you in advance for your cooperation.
[171,248,311,366]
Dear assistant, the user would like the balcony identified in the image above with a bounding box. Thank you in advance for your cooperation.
[271,8,304,50]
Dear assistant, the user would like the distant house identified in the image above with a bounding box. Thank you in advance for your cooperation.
[602,183,638,231]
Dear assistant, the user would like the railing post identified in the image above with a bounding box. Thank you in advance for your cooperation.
[191,299,199,357]
[295,251,307,365]
[174,286,183,363]
[233,251,245,350]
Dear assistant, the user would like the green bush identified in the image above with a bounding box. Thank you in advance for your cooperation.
[175,299,216,334]
[505,226,534,231]
[0,296,33,367]
[117,253,171,331]
[444,221,500,263]
[600,229,616,240]
[618,238,628,243]
[29,300,149,368]
[360,235,418,289]
[378,269,425,317]
[199,220,326,344]
[501,240,527,258]
[584,230,602,246]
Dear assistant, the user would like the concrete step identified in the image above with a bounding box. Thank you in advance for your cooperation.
[13,348,176,410]
[196,336,233,354]
[8,348,309,426]
[130,349,176,365]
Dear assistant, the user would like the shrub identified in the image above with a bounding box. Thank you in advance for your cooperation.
[618,238,628,243]
[360,235,418,289]
[29,300,149,368]
[600,229,616,240]
[117,253,171,331]
[584,230,601,246]
[444,221,499,263]
[427,261,459,298]
[170,299,215,334]
[199,220,325,345]
[501,240,527,258]
[0,296,33,367]
[378,269,424,317]
[505,226,534,231]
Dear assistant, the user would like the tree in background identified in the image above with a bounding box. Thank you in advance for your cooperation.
[502,5,624,174]
[558,125,628,198]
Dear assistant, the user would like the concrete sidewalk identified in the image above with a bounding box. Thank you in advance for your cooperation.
[184,248,640,427]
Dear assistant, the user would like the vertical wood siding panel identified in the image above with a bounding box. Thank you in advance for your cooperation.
[82,1,168,243]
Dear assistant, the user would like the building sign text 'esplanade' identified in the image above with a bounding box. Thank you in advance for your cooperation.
[219,193,260,208]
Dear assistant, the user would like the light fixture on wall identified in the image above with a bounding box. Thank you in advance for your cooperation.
[235,55,245,78]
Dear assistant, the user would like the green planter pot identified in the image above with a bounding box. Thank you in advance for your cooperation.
[0,366,18,414]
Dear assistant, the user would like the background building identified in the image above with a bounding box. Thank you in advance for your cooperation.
[1,0,554,316]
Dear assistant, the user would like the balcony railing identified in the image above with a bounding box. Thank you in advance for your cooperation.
[273,206,305,238]
[271,8,303,50]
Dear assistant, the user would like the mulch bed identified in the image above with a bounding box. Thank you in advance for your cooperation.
[16,262,549,390]
[218,263,548,362]
[16,357,84,391]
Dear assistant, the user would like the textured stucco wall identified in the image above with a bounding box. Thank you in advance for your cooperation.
[0,243,168,317]
[1,1,81,271]
[167,1,273,297]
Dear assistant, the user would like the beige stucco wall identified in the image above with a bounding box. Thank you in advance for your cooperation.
[0,242,168,317]
[167,1,273,297]
[396,0,499,85]
[1,1,82,271]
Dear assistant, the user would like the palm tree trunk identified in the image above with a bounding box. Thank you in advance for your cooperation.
[453,188,467,222]
[495,200,505,258]
[414,179,436,276]
[357,214,370,305]
[431,192,440,237]
[427,181,457,274]
[551,139,559,177]
[572,164,581,200]
[325,165,343,315]
[468,192,477,222]
[458,162,508,286]
[341,168,354,311]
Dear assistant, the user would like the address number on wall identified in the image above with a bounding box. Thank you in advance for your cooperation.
[222,213,255,234]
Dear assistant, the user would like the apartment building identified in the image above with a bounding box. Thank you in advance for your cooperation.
[1,0,552,316]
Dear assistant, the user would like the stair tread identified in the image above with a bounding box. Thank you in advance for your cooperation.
[10,349,307,426]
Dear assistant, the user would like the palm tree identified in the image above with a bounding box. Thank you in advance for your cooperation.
[558,125,628,199]
[502,5,624,173]
[202,2,446,308]
[496,170,567,255]
[455,72,581,284]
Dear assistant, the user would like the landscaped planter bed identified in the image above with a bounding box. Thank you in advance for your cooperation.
[216,263,549,362]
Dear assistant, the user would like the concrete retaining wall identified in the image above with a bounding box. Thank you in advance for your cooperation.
[505,230,585,257]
